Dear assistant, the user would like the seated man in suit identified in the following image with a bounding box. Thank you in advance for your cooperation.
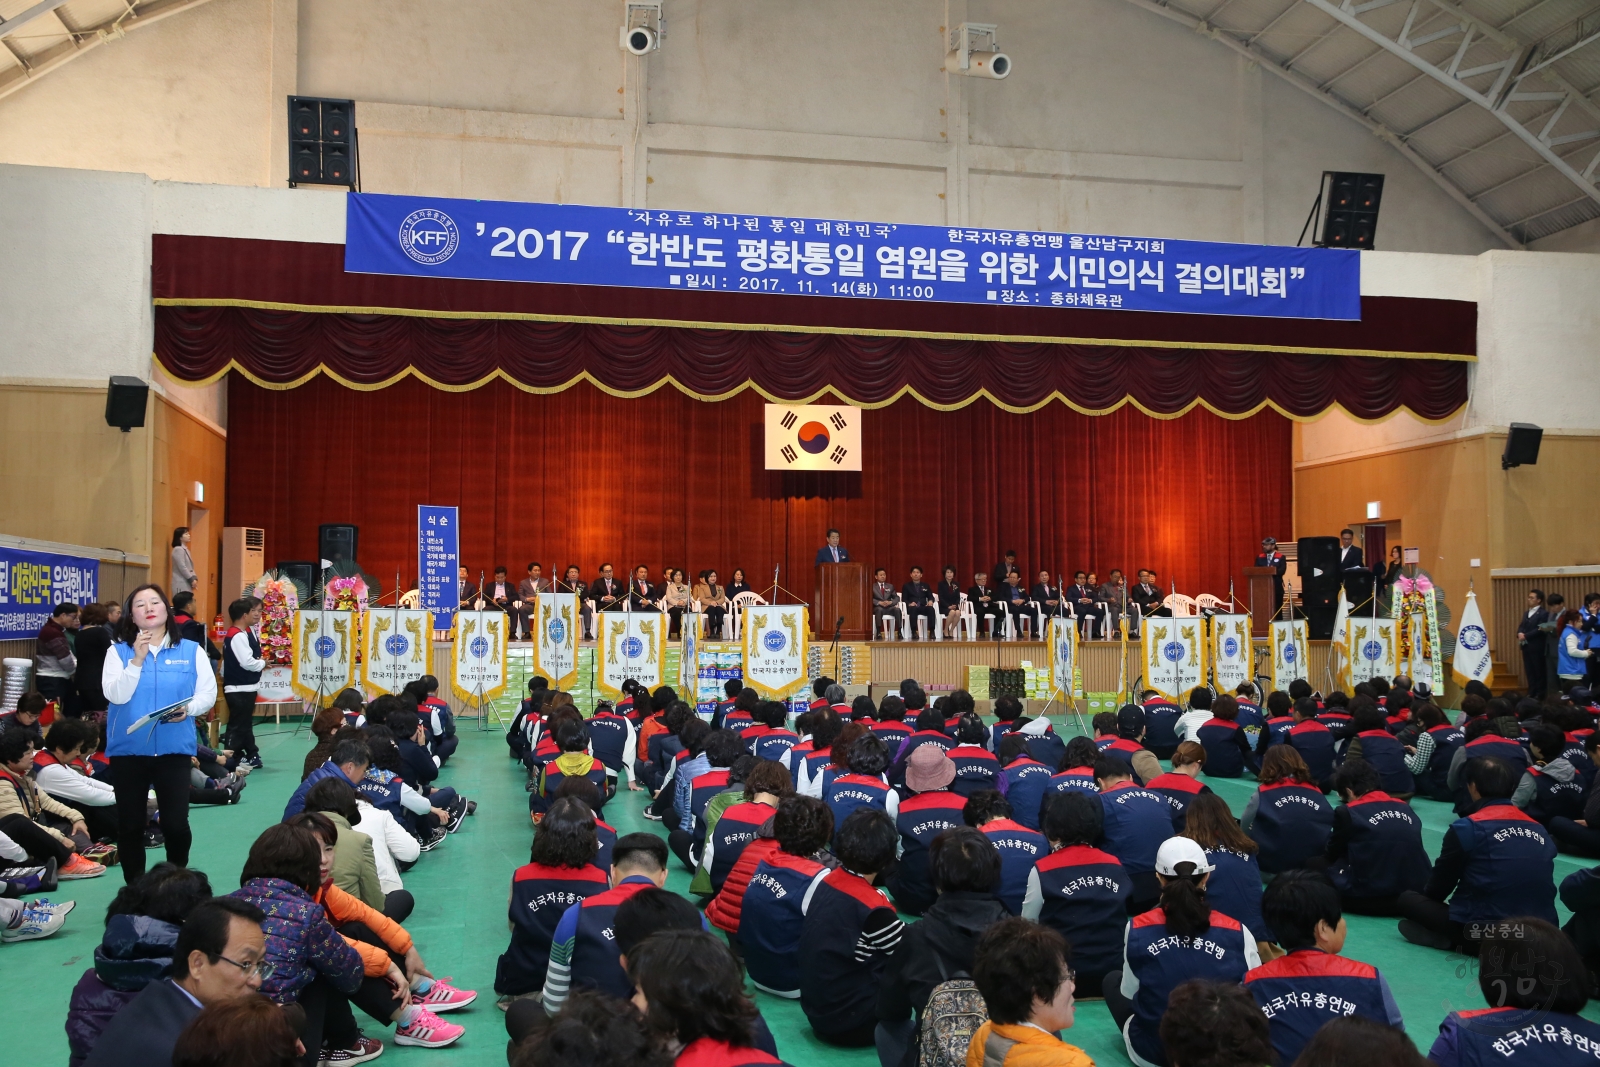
[628,565,660,610]
[1129,569,1165,630]
[485,566,515,618]
[514,562,549,640]
[1032,570,1063,621]
[1000,569,1032,637]
[968,570,1002,638]
[815,528,850,565]
[1064,571,1098,637]
[902,566,937,640]
[457,565,480,609]
[1255,538,1288,616]
[871,568,900,638]
[555,564,592,639]
[589,562,623,614]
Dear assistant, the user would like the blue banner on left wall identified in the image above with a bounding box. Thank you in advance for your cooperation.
[0,546,99,639]
[345,192,1362,321]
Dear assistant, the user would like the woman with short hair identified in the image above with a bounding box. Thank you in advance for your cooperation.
[967,917,1092,1066]
[169,528,197,596]
[628,928,787,1065]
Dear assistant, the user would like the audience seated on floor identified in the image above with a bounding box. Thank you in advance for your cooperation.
[823,732,898,830]
[737,795,834,998]
[695,759,789,897]
[1318,758,1432,916]
[1243,745,1334,875]
[1178,792,1267,958]
[1514,723,1585,823]
[996,732,1052,831]
[884,746,965,917]
[628,928,793,1066]
[1194,695,1257,779]
[1143,741,1210,832]
[963,789,1046,916]
[1155,980,1273,1067]
[1094,756,1175,914]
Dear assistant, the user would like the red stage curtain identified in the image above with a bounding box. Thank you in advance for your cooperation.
[227,375,1291,604]
[162,305,1467,420]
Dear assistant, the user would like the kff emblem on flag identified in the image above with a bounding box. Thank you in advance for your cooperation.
[764,404,862,471]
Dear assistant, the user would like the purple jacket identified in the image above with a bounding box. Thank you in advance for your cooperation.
[65,915,179,1067]
[230,877,362,1003]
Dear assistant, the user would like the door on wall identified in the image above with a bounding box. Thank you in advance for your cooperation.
[1362,524,1387,575]
[188,505,212,617]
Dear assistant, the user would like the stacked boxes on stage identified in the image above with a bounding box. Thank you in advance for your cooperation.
[989,668,1026,699]
[696,644,743,717]
[963,664,990,700]
[1019,661,1050,700]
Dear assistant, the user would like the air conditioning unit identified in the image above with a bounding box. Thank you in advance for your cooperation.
[222,527,266,601]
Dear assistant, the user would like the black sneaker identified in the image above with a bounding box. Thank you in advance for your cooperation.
[418,828,447,852]
[446,805,467,834]
[144,827,166,848]
[641,808,664,822]
[1397,918,1454,951]
[466,800,478,816]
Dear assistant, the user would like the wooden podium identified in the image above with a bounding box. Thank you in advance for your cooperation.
[1244,566,1279,637]
[815,563,867,641]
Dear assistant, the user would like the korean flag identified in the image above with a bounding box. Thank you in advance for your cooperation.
[764,404,863,471]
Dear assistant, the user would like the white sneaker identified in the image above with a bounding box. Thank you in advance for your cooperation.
[2,900,67,941]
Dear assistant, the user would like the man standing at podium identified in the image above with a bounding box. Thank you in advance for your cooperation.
[1255,537,1288,617]
[815,528,850,564]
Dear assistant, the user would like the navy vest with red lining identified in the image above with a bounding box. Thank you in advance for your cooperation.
[1099,737,1149,783]
[947,744,1001,797]
[496,862,609,995]
[1354,729,1415,795]
[1001,756,1052,830]
[1414,723,1464,800]
[1262,715,1294,748]
[1030,845,1129,979]
[797,867,896,1038]
[739,851,828,995]
[750,728,800,764]
[1196,718,1250,777]
[1446,803,1556,925]
[1249,780,1334,874]
[1286,719,1337,782]
[585,711,630,771]
[979,817,1047,915]
[1098,781,1175,874]
[1048,767,1100,797]
[1144,771,1210,830]
[1429,1006,1600,1067]
[1454,735,1530,812]
[1245,950,1393,1067]
[1527,764,1586,822]
[1330,791,1430,899]
[869,721,911,749]
[822,773,892,829]
[887,790,965,915]
[707,800,775,893]
[222,626,262,687]
[566,876,656,998]
[1124,907,1252,1065]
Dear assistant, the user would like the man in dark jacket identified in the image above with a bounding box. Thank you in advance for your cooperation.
[388,709,466,829]
[83,898,266,1067]
[877,826,1009,1067]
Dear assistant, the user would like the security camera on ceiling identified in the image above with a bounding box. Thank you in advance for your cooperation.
[945,23,1011,79]
[621,3,662,55]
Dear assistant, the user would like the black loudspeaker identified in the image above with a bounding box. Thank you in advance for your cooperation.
[1297,537,1343,592]
[277,561,316,599]
[1318,172,1385,250]
[105,376,148,432]
[318,524,359,566]
[1342,566,1375,604]
[288,96,356,188]
[1303,594,1339,640]
[1502,423,1543,469]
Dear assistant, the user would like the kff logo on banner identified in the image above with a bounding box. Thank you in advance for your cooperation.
[1347,616,1398,685]
[362,608,432,695]
[1141,617,1204,704]
[535,592,580,689]
[451,609,508,706]
[291,609,358,707]
[599,613,667,697]
[763,404,862,471]
[742,605,809,697]
[1209,615,1250,693]
[1270,619,1310,692]
[1048,617,1080,698]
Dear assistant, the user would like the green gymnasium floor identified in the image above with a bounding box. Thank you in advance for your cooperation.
[11,721,1600,1066]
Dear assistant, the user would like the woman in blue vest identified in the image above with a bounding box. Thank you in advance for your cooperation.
[1103,837,1262,1067]
[822,732,897,833]
[1047,737,1102,798]
[494,797,608,1003]
[1429,917,1600,1067]
[738,796,833,998]
[997,733,1052,831]
[1243,746,1334,874]
[102,584,217,883]
[1558,607,1594,694]
[1323,758,1432,914]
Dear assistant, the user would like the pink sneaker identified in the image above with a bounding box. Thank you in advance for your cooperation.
[415,977,477,1013]
[393,1007,464,1048]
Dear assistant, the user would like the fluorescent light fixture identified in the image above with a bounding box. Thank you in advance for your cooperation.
[1365,501,1380,519]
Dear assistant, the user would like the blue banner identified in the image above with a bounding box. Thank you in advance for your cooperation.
[416,506,459,631]
[346,192,1360,321]
[0,545,99,639]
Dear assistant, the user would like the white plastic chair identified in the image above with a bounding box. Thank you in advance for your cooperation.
[1195,594,1227,613]
[727,590,766,642]
[1163,593,1198,617]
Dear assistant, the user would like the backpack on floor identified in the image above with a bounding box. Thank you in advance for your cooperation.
[919,954,988,1067]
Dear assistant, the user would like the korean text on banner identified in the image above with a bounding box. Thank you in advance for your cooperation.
[764,404,862,472]
[1407,612,1436,687]
[1328,594,1353,693]
[451,609,508,706]
[1348,616,1398,685]
[1209,614,1250,693]
[1049,617,1080,698]
[680,613,701,695]
[1141,617,1203,704]
[1270,619,1310,691]
[291,609,358,707]
[599,613,667,698]
[536,592,580,689]
[417,505,459,631]
[0,545,98,640]
[742,605,809,698]
[362,608,431,695]
[346,193,1362,321]
[1452,591,1493,687]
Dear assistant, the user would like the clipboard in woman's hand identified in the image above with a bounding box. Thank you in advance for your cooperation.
[124,698,194,734]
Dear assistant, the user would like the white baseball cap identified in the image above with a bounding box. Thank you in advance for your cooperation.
[1155,837,1215,877]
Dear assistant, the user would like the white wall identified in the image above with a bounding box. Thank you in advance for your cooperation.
[0,0,1508,252]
